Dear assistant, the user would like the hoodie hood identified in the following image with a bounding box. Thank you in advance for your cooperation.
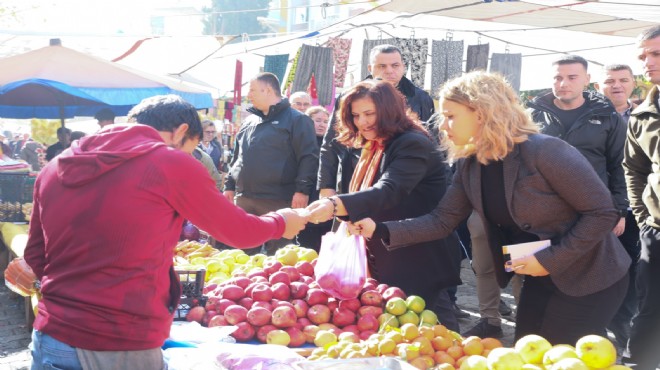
[57,124,166,187]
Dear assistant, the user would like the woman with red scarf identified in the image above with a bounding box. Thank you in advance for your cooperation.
[305,80,463,330]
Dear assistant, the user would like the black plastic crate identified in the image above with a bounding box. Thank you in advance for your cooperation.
[173,269,206,321]
[0,173,35,222]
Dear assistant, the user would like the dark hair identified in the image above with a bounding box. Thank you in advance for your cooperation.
[56,127,72,135]
[604,64,633,76]
[128,95,202,141]
[70,131,86,141]
[369,44,404,65]
[336,80,427,147]
[253,72,282,97]
[94,108,115,121]
[638,25,660,42]
[552,55,589,71]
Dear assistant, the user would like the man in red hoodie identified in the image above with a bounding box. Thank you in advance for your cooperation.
[24,95,308,369]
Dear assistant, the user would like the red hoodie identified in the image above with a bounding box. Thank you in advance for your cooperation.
[23,124,285,351]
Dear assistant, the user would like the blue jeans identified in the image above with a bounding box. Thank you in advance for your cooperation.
[30,330,83,370]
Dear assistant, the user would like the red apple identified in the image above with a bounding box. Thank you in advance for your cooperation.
[307,304,331,325]
[360,290,383,307]
[286,326,306,347]
[360,283,377,295]
[366,278,379,285]
[238,297,254,310]
[247,270,268,280]
[359,330,377,340]
[269,271,291,286]
[250,276,269,284]
[382,286,407,301]
[358,305,383,318]
[230,276,252,290]
[256,324,278,343]
[224,304,248,325]
[306,288,329,306]
[208,314,228,327]
[295,261,315,277]
[280,265,301,282]
[302,324,320,343]
[309,281,321,289]
[231,322,255,342]
[203,283,218,295]
[338,298,361,312]
[202,310,218,326]
[186,306,205,323]
[216,299,236,314]
[271,300,294,310]
[327,298,338,312]
[357,314,379,332]
[300,275,315,285]
[263,260,283,276]
[252,301,273,311]
[291,299,309,318]
[271,282,291,301]
[332,307,357,327]
[221,284,245,301]
[290,282,309,299]
[297,317,312,330]
[247,306,272,326]
[342,324,360,336]
[205,296,220,311]
[250,283,273,302]
[271,306,297,328]
[376,283,390,295]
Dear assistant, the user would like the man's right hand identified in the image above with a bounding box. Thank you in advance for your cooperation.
[319,188,337,199]
[276,208,309,239]
[223,190,235,203]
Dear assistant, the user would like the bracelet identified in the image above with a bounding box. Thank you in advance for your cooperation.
[326,197,338,218]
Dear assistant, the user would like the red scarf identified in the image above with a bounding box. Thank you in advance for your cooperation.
[349,140,385,193]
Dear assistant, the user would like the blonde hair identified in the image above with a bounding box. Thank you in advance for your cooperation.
[439,71,538,164]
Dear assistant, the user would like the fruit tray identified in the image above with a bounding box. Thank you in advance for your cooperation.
[173,269,206,321]
[0,173,35,222]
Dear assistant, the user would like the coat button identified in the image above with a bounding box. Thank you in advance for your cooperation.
[522,223,531,230]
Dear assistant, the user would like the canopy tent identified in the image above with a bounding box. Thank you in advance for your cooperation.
[0,41,214,120]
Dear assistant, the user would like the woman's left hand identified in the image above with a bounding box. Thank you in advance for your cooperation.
[505,255,549,276]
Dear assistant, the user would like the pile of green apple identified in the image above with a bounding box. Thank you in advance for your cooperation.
[453,333,629,370]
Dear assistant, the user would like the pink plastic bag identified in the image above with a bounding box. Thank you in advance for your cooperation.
[314,222,367,300]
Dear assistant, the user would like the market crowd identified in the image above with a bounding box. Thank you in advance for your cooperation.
[17,24,660,370]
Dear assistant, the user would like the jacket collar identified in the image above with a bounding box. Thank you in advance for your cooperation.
[530,90,615,115]
[247,98,291,120]
[632,85,660,117]
[364,75,416,98]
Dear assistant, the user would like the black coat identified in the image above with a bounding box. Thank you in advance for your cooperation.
[337,130,462,302]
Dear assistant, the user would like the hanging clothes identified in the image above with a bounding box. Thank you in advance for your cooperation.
[431,40,464,97]
[325,37,352,88]
[396,38,428,88]
[282,47,302,95]
[291,44,334,106]
[264,54,289,83]
[466,44,490,72]
[490,53,522,93]
[361,38,397,80]
[233,60,243,105]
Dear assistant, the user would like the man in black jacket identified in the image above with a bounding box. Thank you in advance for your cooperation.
[528,55,628,228]
[224,72,318,255]
[318,44,435,199]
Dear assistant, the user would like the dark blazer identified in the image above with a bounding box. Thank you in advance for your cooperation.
[337,130,462,302]
[385,134,630,297]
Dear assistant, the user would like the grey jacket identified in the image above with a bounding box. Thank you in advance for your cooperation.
[384,134,630,297]
[624,85,660,228]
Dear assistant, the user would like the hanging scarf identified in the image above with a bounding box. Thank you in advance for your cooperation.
[349,140,385,193]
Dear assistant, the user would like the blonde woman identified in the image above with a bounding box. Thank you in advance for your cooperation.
[353,71,630,345]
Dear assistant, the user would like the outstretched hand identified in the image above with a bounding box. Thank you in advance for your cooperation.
[276,208,310,239]
[305,199,334,224]
[349,218,376,239]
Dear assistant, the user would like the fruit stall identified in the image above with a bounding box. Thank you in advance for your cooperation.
[167,241,629,370]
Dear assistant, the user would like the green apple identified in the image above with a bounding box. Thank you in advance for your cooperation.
[575,335,617,369]
[544,345,579,368]
[515,334,553,364]
[378,312,400,329]
[397,310,420,326]
[460,355,488,370]
[275,248,298,266]
[405,295,426,314]
[314,329,338,348]
[419,309,439,326]
[487,347,525,370]
[386,297,408,315]
[249,253,267,267]
[266,329,291,346]
[549,358,589,370]
[297,248,318,262]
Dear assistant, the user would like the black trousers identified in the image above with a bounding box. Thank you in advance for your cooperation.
[515,273,628,345]
[625,224,660,370]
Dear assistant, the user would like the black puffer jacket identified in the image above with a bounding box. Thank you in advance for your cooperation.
[224,99,318,200]
[318,76,435,193]
[527,91,628,214]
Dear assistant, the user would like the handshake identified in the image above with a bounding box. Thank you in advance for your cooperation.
[275,197,376,239]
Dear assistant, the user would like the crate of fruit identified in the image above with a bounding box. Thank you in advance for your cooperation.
[173,268,206,321]
[0,173,35,222]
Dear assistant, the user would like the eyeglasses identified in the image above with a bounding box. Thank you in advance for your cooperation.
[293,102,311,107]
[204,131,216,134]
